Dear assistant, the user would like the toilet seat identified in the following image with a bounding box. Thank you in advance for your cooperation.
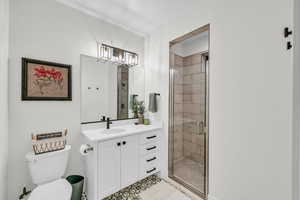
[28,179,72,200]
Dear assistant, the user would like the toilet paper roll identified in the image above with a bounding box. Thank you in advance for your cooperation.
[80,144,93,156]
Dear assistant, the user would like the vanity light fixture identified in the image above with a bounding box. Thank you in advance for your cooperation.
[97,43,138,67]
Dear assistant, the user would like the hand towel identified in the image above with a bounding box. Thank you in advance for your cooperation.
[148,93,158,113]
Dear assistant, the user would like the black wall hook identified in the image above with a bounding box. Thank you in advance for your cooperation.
[284,27,293,38]
[287,41,293,50]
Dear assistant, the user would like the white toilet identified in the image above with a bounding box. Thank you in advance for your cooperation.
[25,145,72,200]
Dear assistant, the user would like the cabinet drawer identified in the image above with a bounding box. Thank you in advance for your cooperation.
[140,143,158,156]
[140,162,158,178]
[140,153,158,168]
[140,131,159,144]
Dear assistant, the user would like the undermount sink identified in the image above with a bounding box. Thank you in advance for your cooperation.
[100,128,126,134]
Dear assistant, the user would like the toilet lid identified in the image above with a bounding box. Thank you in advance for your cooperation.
[29,179,72,200]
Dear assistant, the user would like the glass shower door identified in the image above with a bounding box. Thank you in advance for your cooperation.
[169,30,209,198]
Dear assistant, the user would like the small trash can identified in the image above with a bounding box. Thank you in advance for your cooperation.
[66,175,84,200]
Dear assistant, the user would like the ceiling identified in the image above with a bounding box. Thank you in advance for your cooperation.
[55,0,201,36]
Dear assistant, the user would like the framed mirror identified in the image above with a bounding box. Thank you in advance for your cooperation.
[80,55,145,123]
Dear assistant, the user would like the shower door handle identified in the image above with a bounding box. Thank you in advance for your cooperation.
[198,121,205,135]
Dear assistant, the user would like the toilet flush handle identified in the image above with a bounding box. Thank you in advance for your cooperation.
[83,144,94,154]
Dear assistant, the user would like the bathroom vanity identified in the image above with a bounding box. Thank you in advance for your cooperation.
[82,123,162,200]
[80,51,160,200]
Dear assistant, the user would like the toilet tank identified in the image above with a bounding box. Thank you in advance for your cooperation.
[26,145,71,185]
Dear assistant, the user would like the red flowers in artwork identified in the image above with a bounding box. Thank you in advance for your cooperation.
[33,66,64,95]
[34,66,63,81]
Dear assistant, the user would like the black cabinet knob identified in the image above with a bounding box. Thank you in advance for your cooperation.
[122,141,126,145]
[117,142,121,146]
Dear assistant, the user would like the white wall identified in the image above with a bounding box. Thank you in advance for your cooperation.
[8,0,144,199]
[0,0,9,199]
[146,0,294,200]
[293,0,300,199]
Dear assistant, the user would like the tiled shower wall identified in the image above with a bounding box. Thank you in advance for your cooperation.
[182,53,206,164]
[172,53,206,164]
[173,54,184,162]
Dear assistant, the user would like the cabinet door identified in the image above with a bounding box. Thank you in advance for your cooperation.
[120,135,139,188]
[98,138,121,199]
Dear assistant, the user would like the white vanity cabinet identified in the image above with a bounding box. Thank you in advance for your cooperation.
[83,125,161,200]
[120,135,140,188]
[139,131,159,178]
[98,135,139,198]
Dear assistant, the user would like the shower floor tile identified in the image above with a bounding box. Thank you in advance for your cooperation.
[173,158,205,193]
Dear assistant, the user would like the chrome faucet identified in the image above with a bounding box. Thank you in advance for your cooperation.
[106,117,112,129]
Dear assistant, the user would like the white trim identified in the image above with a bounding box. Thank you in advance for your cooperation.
[208,194,219,200]
[0,0,9,199]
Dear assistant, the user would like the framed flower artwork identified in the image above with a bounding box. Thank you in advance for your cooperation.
[22,58,72,101]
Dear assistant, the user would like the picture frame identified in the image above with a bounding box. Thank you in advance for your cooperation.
[22,58,72,101]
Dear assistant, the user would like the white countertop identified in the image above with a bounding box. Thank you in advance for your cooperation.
[82,123,162,142]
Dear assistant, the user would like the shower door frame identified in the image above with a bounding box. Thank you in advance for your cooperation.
[168,24,210,199]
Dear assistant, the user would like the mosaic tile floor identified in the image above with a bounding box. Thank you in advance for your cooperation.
[82,175,194,200]
[82,175,161,200]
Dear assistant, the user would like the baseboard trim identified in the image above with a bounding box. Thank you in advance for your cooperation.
[208,194,219,200]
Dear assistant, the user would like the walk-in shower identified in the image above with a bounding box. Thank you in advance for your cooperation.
[169,25,209,198]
